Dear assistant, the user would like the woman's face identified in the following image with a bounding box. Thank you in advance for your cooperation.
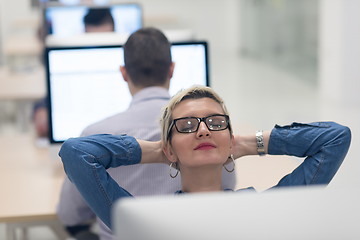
[164,97,234,169]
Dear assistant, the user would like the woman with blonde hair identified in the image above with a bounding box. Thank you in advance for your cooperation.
[59,85,351,229]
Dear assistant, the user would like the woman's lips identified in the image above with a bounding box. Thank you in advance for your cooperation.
[194,143,216,150]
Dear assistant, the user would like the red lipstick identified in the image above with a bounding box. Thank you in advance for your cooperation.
[194,143,216,150]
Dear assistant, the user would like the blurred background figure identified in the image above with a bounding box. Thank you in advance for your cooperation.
[83,8,115,33]
[32,98,48,138]
[32,6,116,139]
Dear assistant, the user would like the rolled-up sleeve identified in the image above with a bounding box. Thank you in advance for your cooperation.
[59,134,142,229]
[268,122,351,187]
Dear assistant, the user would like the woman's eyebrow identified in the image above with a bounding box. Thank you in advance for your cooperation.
[176,113,225,118]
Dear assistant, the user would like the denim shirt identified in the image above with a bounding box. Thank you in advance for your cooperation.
[59,121,351,229]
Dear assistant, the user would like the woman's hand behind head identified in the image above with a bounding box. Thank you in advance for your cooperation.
[137,140,170,165]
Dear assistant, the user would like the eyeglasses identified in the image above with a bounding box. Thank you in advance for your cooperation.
[168,114,230,137]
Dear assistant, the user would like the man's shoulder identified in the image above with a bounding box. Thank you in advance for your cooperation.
[81,112,130,136]
[81,88,169,137]
[81,105,162,137]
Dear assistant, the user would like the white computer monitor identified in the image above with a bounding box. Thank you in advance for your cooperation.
[43,3,142,37]
[113,186,360,240]
[46,41,209,143]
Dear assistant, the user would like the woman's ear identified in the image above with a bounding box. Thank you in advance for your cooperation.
[163,144,178,163]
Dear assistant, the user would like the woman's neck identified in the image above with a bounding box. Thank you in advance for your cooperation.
[180,165,223,193]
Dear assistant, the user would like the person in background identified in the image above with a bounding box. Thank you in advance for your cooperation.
[32,7,115,139]
[83,8,115,33]
[59,85,352,230]
[56,28,237,240]
[32,98,48,138]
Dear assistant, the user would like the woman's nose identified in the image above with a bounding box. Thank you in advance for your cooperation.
[196,121,211,138]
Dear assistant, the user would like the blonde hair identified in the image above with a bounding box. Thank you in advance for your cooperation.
[160,85,232,146]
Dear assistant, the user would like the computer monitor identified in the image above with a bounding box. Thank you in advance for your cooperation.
[37,0,109,5]
[113,186,360,240]
[43,3,142,36]
[46,41,209,143]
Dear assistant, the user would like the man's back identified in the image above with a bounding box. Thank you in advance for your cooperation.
[56,27,178,240]
[58,87,181,240]
[81,87,181,196]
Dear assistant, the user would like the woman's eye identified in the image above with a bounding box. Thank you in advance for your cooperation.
[208,118,226,129]
[183,128,194,132]
[180,125,193,131]
[177,120,197,132]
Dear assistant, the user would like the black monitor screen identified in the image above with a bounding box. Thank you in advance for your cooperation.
[46,41,209,143]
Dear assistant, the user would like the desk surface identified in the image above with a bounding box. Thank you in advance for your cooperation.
[0,134,64,223]
[3,35,42,56]
[0,66,46,101]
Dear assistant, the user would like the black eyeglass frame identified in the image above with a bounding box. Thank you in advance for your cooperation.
[167,114,230,138]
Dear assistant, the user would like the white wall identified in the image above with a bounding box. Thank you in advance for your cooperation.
[0,0,40,64]
[0,0,38,34]
[121,0,240,53]
[319,0,360,106]
[318,0,360,188]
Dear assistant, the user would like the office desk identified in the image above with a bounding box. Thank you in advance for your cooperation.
[0,134,67,240]
[0,66,46,132]
[0,66,45,101]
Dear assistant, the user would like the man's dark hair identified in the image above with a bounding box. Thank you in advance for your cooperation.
[124,27,172,87]
[83,8,115,30]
